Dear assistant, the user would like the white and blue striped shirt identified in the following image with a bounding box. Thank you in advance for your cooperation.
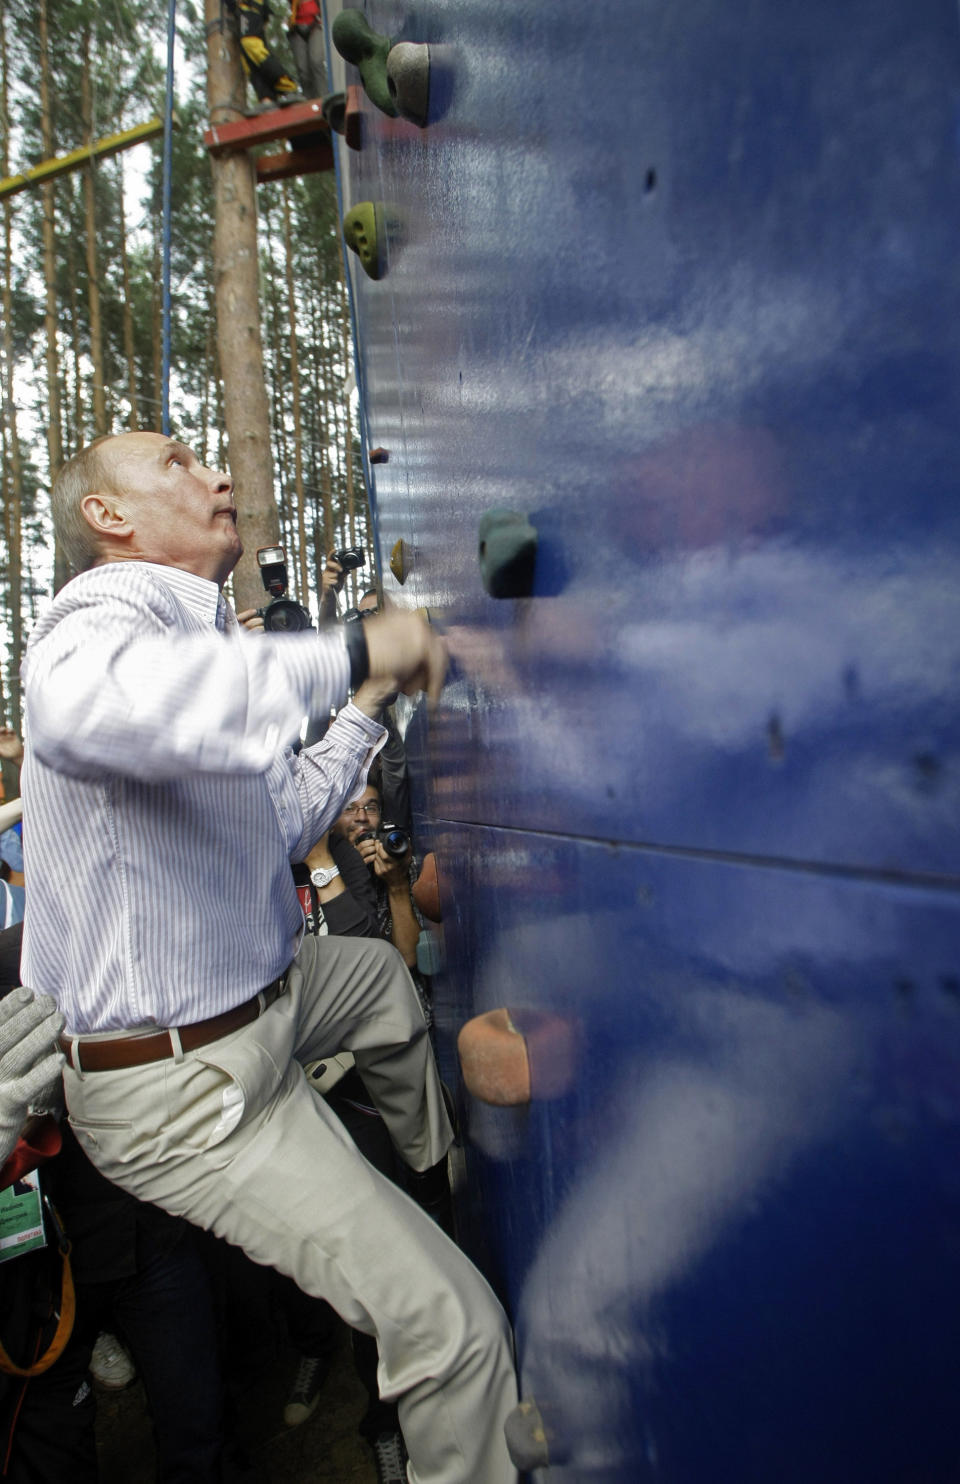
[20,562,385,1034]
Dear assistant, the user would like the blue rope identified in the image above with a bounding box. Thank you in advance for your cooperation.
[160,0,177,436]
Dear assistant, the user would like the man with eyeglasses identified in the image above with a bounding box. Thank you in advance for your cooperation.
[334,784,421,974]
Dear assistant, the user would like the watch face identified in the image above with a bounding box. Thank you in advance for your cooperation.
[310,866,338,888]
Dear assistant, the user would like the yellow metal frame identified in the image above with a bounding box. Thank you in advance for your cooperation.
[0,117,168,202]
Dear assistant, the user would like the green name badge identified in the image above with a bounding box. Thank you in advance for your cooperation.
[0,1169,47,1263]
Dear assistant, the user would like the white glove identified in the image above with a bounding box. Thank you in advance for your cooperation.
[0,988,65,1168]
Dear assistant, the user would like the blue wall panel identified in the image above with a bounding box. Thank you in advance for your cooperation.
[330,0,960,1476]
[430,823,960,1482]
[339,0,960,878]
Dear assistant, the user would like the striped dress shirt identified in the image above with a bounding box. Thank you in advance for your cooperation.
[20,562,385,1034]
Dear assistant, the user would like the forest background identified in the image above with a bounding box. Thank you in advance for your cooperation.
[0,0,371,799]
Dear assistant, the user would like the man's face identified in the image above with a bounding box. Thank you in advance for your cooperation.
[334,785,382,844]
[96,433,241,586]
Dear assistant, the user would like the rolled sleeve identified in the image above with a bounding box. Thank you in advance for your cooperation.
[289,703,387,860]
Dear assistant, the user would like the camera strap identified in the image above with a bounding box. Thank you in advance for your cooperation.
[294,880,328,937]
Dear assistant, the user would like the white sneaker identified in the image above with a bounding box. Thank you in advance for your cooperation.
[90,1331,136,1391]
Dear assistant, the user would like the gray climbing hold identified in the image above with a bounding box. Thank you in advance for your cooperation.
[386,41,431,127]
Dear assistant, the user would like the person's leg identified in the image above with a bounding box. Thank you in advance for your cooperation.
[290,933,454,1174]
[305,23,328,97]
[287,28,309,95]
[326,1069,401,1182]
[112,1218,226,1484]
[236,3,299,98]
[1,1338,97,1484]
[275,1268,338,1425]
[326,1083,405,1450]
[65,1022,518,1484]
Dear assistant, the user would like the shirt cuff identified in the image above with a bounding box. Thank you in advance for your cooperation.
[334,701,389,750]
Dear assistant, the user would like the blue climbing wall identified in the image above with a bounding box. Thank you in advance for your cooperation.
[328,1,960,1478]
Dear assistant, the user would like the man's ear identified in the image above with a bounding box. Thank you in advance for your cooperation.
[80,493,134,541]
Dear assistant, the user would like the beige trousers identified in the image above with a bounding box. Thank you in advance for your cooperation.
[64,934,519,1484]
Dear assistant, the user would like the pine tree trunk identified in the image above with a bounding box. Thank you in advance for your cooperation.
[67,231,84,454]
[0,7,24,731]
[205,0,279,611]
[39,0,68,592]
[340,284,357,550]
[118,160,139,430]
[314,277,334,553]
[81,30,107,438]
[261,194,290,553]
[282,184,309,604]
[201,270,215,464]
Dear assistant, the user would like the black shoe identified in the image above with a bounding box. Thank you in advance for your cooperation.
[370,1428,408,1484]
[441,1078,460,1142]
[283,1353,326,1427]
[406,1157,454,1237]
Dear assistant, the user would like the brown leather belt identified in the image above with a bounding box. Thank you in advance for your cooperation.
[58,977,286,1073]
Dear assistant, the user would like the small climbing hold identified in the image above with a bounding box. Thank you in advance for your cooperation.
[412,853,442,922]
[503,1398,552,1471]
[457,1010,531,1106]
[386,41,431,127]
[332,10,397,117]
[321,90,346,134]
[390,538,408,584]
[343,201,386,280]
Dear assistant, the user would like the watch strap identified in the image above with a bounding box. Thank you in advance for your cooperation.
[343,620,369,689]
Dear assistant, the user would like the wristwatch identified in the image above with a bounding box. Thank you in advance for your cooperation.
[309,865,340,889]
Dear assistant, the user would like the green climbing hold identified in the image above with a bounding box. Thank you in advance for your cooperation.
[478,509,539,598]
[343,201,386,280]
[332,10,397,118]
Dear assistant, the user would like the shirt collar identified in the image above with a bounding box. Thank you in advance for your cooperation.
[140,563,224,628]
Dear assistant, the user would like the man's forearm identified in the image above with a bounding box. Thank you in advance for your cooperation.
[290,703,387,860]
[388,885,420,967]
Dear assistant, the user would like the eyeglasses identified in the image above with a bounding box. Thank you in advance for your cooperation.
[343,801,382,817]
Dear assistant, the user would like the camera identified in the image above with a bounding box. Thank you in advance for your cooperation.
[256,546,313,633]
[356,823,411,860]
[331,547,366,572]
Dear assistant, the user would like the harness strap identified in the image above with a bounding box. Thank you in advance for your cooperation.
[0,1216,75,1378]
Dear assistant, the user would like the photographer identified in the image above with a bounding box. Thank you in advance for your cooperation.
[332,782,421,972]
[237,546,365,631]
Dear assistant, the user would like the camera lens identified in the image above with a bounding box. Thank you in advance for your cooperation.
[381,828,410,858]
[263,598,312,633]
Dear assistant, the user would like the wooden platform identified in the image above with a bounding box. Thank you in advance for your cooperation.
[203,90,363,183]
